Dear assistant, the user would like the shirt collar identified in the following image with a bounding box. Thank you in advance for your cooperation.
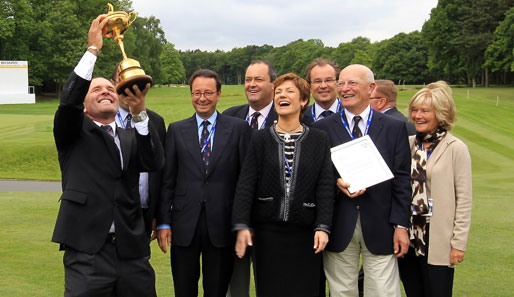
[314,98,340,119]
[93,120,117,136]
[344,105,371,130]
[196,111,218,128]
[248,100,273,118]
[118,107,130,120]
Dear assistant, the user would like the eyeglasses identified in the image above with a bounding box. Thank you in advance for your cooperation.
[191,91,218,99]
[336,80,361,88]
[369,97,385,100]
[311,78,337,86]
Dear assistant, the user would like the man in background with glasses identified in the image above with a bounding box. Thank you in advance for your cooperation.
[369,80,416,135]
[303,58,342,126]
[157,69,251,297]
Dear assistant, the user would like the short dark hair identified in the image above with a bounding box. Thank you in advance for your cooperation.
[304,58,340,85]
[246,60,277,82]
[188,69,222,92]
[374,80,397,104]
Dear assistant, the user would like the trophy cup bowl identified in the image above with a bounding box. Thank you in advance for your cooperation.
[103,3,153,95]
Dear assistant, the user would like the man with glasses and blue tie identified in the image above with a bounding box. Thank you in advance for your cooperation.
[303,58,342,126]
[157,69,251,297]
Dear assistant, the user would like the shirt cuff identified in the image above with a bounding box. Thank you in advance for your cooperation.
[156,224,170,231]
[134,117,149,135]
[314,224,330,234]
[232,223,251,232]
[73,50,97,81]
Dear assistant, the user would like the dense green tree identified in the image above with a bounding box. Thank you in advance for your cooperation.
[485,7,514,83]
[331,37,372,69]
[160,43,185,84]
[373,31,430,83]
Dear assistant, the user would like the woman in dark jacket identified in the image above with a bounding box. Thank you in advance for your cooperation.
[232,73,334,297]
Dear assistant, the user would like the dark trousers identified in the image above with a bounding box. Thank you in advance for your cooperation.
[63,239,156,297]
[398,226,455,297]
[170,207,234,297]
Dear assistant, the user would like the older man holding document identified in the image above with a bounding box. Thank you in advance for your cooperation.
[313,64,411,297]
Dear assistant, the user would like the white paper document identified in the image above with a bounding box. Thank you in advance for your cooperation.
[330,135,394,193]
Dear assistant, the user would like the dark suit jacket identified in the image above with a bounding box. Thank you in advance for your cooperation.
[222,103,278,128]
[302,105,316,126]
[158,113,251,248]
[145,109,166,237]
[313,110,411,255]
[52,72,164,259]
[384,107,416,136]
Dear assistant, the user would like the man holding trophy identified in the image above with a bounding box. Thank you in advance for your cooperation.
[52,10,163,297]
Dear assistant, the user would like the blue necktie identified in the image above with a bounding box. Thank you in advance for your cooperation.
[200,120,211,175]
[352,116,363,139]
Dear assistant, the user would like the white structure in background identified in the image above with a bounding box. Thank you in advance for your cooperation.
[0,61,36,104]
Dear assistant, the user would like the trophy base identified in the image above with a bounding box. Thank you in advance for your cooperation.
[116,75,153,96]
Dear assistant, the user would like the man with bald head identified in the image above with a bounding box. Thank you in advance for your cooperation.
[313,64,411,297]
[52,15,163,297]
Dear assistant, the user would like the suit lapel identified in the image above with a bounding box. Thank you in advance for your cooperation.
[85,118,121,167]
[332,113,352,145]
[117,127,131,171]
[427,133,454,173]
[181,116,205,173]
[238,105,250,120]
[207,114,232,176]
[367,110,384,143]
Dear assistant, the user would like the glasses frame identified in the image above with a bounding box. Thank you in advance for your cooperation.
[191,90,218,99]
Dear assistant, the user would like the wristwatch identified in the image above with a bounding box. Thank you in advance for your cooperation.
[87,45,100,55]
[132,110,148,123]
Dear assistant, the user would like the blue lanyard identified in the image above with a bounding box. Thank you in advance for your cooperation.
[421,142,433,158]
[200,120,216,154]
[284,153,293,177]
[340,108,373,140]
[312,98,342,121]
[246,113,268,130]
[116,112,129,129]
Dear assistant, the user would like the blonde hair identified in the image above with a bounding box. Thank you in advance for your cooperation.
[408,81,456,130]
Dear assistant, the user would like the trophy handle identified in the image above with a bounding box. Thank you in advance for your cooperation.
[128,11,138,27]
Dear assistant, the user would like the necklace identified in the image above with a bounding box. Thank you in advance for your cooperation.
[276,122,302,141]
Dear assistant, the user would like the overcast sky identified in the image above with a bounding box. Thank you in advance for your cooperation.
[131,0,438,52]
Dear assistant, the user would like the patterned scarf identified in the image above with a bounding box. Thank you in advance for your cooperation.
[409,127,446,256]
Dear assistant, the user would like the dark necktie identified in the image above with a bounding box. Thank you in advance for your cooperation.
[125,113,133,129]
[101,124,114,137]
[352,115,363,139]
[319,110,333,119]
[200,120,212,175]
[250,112,260,130]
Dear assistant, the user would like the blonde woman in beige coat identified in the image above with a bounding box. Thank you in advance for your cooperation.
[398,81,472,297]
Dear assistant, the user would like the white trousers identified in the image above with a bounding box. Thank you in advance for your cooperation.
[324,214,401,297]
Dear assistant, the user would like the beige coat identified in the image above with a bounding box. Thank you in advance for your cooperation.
[409,133,472,266]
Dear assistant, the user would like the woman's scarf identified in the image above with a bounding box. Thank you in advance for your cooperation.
[409,127,446,256]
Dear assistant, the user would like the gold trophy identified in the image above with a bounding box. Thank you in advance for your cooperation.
[102,3,153,95]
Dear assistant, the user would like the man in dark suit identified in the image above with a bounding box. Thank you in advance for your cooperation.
[370,79,416,135]
[111,69,166,240]
[303,58,342,126]
[223,60,277,131]
[52,15,164,297]
[313,64,411,297]
[157,69,251,297]
[222,60,276,297]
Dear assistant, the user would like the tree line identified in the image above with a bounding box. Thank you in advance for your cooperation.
[1,0,514,93]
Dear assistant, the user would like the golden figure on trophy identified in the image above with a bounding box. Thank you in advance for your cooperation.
[102,3,153,95]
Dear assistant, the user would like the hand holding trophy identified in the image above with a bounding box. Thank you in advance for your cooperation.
[102,3,153,95]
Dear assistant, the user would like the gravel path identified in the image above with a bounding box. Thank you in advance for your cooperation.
[0,179,62,192]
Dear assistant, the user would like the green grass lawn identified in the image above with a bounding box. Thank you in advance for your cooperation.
[0,84,513,296]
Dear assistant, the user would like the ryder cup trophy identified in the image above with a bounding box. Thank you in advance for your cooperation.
[102,3,153,95]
